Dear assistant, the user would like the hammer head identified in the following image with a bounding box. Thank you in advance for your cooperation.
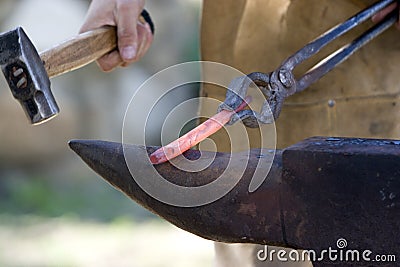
[0,27,59,125]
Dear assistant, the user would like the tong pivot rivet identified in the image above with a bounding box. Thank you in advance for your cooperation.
[278,68,293,88]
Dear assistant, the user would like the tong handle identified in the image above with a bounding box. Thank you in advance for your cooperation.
[219,0,399,128]
[297,9,397,92]
[283,0,396,71]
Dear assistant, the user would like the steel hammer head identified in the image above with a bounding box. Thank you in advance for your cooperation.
[0,27,58,125]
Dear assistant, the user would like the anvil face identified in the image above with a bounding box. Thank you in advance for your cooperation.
[0,27,59,124]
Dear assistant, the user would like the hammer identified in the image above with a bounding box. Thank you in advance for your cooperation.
[0,10,154,125]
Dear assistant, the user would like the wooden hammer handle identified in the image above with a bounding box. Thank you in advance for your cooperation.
[40,26,117,78]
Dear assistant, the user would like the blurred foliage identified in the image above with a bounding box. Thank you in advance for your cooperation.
[0,171,157,223]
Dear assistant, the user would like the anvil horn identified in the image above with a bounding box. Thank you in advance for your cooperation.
[69,137,400,263]
[68,139,285,246]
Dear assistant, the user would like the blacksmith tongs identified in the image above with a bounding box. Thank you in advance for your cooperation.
[219,0,399,128]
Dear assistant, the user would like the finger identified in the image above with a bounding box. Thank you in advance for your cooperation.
[97,51,124,72]
[121,22,153,65]
[80,0,115,33]
[120,36,146,66]
[115,0,144,62]
[372,3,397,23]
[137,32,153,60]
[138,23,154,58]
[134,24,150,60]
[119,33,147,66]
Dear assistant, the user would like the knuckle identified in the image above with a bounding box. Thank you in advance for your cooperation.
[98,56,119,72]
[118,27,136,39]
[99,62,114,72]
[116,0,131,9]
[116,0,143,11]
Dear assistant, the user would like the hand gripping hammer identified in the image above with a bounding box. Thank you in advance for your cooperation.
[0,10,153,125]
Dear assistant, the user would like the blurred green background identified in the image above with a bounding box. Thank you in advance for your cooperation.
[0,0,214,266]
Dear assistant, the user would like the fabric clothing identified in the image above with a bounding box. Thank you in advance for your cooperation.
[199,1,399,266]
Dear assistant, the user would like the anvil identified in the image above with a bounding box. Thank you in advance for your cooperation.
[69,136,400,266]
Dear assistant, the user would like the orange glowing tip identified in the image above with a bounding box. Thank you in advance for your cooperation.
[149,96,252,165]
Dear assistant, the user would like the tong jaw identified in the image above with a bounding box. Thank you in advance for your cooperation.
[218,68,297,128]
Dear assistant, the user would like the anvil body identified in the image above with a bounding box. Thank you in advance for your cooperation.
[69,136,400,265]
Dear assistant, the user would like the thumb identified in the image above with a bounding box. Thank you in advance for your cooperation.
[115,0,144,62]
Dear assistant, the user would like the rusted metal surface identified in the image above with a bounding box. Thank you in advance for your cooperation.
[69,136,400,265]
[281,136,400,263]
